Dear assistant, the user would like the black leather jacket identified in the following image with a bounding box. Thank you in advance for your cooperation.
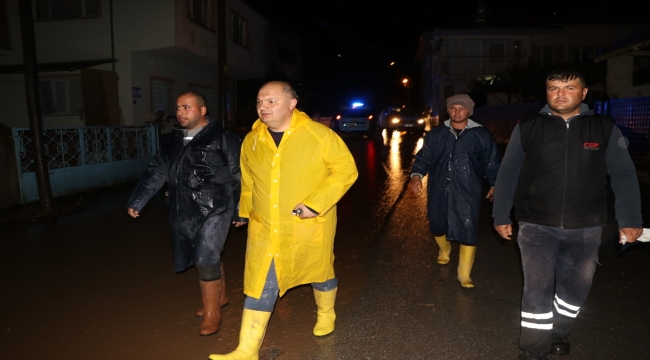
[127,117,242,272]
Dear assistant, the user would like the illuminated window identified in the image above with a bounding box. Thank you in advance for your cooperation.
[34,0,101,20]
[190,0,214,30]
[231,11,248,47]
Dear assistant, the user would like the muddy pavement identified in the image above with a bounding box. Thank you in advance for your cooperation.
[1,130,649,360]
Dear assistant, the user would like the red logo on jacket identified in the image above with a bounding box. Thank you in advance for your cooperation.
[583,142,600,150]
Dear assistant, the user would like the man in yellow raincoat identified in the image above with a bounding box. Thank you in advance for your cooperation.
[210,81,358,360]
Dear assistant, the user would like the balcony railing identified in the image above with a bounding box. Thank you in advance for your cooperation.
[438,55,530,77]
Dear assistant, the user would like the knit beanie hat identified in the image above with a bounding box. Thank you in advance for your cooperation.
[447,94,475,116]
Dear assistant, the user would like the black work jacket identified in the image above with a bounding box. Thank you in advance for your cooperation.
[515,113,614,228]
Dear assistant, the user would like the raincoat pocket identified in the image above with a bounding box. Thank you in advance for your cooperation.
[247,210,264,246]
[292,216,325,243]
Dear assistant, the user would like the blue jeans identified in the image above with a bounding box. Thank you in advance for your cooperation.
[243,260,338,312]
[517,222,602,356]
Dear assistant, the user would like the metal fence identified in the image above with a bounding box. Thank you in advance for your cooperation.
[11,125,158,203]
[595,97,650,168]
[15,126,156,173]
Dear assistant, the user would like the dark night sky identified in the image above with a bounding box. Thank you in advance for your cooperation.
[244,0,643,113]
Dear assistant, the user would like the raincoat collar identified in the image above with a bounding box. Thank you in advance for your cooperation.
[251,109,311,135]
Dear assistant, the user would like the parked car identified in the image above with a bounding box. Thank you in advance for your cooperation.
[378,107,425,133]
[329,107,375,134]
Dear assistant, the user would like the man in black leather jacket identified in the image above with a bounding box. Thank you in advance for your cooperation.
[127,91,243,337]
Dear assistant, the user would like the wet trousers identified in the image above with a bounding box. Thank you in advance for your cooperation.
[196,264,221,281]
[517,222,602,356]
[243,260,338,312]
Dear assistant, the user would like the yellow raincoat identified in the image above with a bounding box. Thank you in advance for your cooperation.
[239,109,358,298]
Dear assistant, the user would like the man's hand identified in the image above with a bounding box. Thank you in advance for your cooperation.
[127,208,140,218]
[619,228,643,244]
[233,221,248,227]
[293,204,317,219]
[494,224,512,240]
[411,176,423,194]
[486,186,495,202]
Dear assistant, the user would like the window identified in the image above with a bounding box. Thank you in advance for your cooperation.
[34,0,100,20]
[0,0,10,50]
[151,77,175,114]
[190,0,214,30]
[38,77,82,115]
[231,11,248,47]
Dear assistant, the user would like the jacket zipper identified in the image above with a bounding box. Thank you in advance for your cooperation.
[560,122,569,228]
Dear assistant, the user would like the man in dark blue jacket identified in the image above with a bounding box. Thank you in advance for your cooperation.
[410,94,500,288]
[493,69,643,360]
[127,91,243,336]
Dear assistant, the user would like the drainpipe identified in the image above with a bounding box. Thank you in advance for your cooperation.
[110,0,115,72]
[217,0,227,128]
[18,0,54,213]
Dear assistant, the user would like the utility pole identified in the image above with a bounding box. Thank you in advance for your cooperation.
[18,0,54,213]
[217,0,228,128]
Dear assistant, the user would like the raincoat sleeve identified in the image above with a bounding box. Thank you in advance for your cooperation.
[484,132,500,187]
[410,130,436,177]
[223,130,245,222]
[238,134,253,219]
[302,132,358,216]
[492,124,524,226]
[126,152,168,211]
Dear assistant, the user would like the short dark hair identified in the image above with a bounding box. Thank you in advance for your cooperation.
[178,91,207,108]
[260,81,299,101]
[546,68,587,88]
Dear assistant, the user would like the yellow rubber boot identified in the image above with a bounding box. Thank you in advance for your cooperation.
[209,309,271,360]
[434,235,452,265]
[457,245,476,288]
[313,287,337,336]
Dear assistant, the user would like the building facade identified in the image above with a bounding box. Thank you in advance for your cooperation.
[416,23,647,121]
[0,0,289,129]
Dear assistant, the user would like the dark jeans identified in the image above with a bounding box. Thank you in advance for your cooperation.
[243,260,338,312]
[517,222,602,356]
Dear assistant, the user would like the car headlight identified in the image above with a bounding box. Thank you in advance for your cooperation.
[391,117,400,124]
[417,119,424,124]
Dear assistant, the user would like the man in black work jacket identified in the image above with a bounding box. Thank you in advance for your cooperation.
[492,69,643,360]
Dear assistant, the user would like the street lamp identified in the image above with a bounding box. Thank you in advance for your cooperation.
[402,79,410,107]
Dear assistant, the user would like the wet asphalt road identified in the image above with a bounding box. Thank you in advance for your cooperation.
[1,129,649,360]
